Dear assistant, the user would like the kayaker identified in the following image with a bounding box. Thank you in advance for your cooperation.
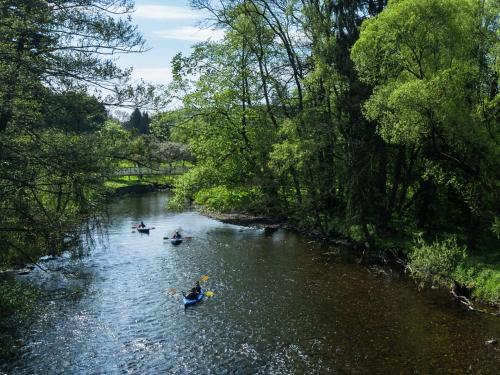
[138,221,146,228]
[173,231,181,239]
[183,287,198,300]
[193,281,201,294]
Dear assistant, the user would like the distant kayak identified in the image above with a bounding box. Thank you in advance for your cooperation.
[137,228,150,234]
[171,238,183,245]
[183,289,204,306]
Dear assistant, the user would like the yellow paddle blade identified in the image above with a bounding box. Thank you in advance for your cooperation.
[205,291,214,297]
[200,275,209,282]
[166,288,177,297]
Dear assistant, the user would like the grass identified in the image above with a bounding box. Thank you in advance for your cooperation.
[104,175,177,190]
[405,234,500,305]
[453,251,500,304]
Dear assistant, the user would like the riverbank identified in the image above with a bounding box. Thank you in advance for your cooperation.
[3,192,499,374]
[104,175,175,196]
[0,193,500,374]
[202,210,500,312]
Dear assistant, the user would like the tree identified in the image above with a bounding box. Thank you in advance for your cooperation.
[0,0,152,264]
[141,111,150,135]
[168,0,498,250]
[126,108,150,134]
[179,0,388,237]
[352,0,499,244]
[126,108,142,133]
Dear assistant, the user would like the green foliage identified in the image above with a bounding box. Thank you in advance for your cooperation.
[352,0,480,147]
[149,111,179,141]
[408,234,467,287]
[352,0,499,242]
[43,92,107,133]
[0,1,152,265]
[105,175,177,190]
[165,0,499,302]
[167,164,222,210]
[194,185,265,213]
[453,257,500,304]
[0,279,42,360]
[126,108,150,135]
[492,217,500,240]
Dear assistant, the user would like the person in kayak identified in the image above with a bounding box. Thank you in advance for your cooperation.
[193,281,201,294]
[138,221,146,228]
[172,231,181,239]
[183,287,198,300]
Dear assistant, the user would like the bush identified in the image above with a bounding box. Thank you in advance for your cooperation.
[167,164,220,210]
[408,234,466,287]
[453,261,500,304]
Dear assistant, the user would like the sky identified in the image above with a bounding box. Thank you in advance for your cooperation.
[118,0,223,86]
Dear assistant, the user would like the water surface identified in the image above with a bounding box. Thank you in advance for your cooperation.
[6,192,500,374]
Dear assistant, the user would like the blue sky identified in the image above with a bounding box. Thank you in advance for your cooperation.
[118,0,223,85]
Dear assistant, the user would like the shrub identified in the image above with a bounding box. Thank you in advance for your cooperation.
[453,261,500,304]
[408,234,466,287]
[167,164,220,210]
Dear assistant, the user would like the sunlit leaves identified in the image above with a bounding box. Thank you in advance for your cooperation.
[353,0,499,239]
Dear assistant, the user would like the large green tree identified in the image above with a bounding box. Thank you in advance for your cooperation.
[0,0,151,264]
[169,0,388,237]
[352,0,499,245]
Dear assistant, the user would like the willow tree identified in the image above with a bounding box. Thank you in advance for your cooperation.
[352,0,499,245]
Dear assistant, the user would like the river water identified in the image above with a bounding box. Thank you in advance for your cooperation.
[4,192,500,374]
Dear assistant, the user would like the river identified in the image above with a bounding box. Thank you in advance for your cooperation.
[4,192,500,374]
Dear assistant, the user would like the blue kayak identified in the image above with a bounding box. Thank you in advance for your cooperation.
[171,238,183,245]
[183,289,204,306]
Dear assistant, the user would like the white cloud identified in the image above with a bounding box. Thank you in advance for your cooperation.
[131,67,172,85]
[153,26,225,42]
[134,5,200,20]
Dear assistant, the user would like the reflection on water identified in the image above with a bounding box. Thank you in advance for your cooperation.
[5,192,500,374]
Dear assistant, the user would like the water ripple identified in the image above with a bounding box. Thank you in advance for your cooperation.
[5,193,500,374]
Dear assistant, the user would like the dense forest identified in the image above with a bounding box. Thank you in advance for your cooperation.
[157,0,499,301]
[0,0,498,303]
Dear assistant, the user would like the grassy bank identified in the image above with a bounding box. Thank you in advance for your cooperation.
[105,175,177,194]
[390,235,500,308]
[452,252,500,306]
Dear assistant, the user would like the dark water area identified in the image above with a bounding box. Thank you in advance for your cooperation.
[3,192,499,374]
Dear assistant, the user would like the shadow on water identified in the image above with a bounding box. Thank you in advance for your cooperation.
[3,192,499,374]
